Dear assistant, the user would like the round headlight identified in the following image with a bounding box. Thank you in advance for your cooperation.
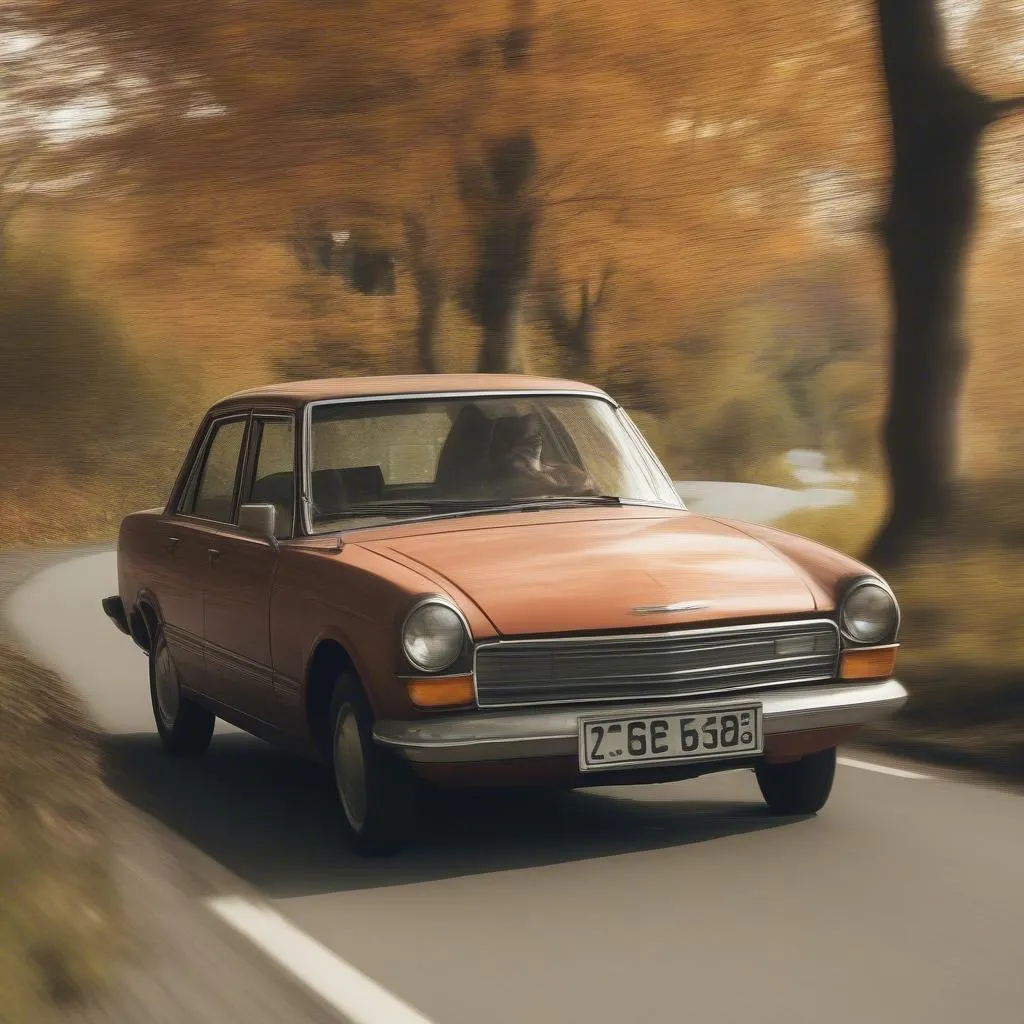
[840,581,897,644]
[402,600,466,673]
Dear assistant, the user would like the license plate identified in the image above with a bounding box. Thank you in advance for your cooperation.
[578,704,763,772]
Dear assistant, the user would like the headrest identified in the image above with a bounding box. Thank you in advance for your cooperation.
[250,471,294,508]
[435,404,494,487]
[339,465,384,504]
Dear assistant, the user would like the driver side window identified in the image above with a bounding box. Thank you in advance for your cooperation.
[245,417,296,539]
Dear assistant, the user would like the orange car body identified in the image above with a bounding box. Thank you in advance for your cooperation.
[104,375,906,789]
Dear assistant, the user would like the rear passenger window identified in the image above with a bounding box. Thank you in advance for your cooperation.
[189,419,247,522]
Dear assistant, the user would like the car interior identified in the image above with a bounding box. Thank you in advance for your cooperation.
[323,403,587,517]
[250,466,384,527]
[230,401,594,533]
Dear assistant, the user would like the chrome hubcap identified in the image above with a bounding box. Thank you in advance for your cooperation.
[154,644,180,727]
[333,705,368,831]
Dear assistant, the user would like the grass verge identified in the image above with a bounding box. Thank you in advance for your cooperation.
[0,643,125,1022]
[777,477,1024,782]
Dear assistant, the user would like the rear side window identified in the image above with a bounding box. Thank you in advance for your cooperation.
[186,419,247,522]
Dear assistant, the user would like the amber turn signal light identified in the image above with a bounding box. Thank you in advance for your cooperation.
[840,645,898,681]
[407,675,475,709]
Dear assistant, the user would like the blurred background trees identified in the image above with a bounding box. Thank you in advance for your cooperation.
[2,0,1024,561]
[870,0,1024,563]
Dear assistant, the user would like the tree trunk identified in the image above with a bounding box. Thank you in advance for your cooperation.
[549,289,594,380]
[868,0,994,567]
[537,267,614,380]
[470,168,537,374]
[561,320,590,380]
[403,213,442,373]
[468,2,538,375]
[478,287,527,373]
[413,276,442,374]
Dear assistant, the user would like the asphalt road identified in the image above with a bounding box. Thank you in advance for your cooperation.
[6,548,1024,1024]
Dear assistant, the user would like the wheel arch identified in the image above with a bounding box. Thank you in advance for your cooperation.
[305,638,363,758]
[132,593,162,654]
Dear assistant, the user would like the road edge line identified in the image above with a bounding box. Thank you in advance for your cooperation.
[206,895,436,1024]
[838,756,931,780]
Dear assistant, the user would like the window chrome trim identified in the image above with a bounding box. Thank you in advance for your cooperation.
[298,388,681,536]
[243,412,299,541]
[615,407,684,508]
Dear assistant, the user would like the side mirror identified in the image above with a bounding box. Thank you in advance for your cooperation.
[238,503,277,543]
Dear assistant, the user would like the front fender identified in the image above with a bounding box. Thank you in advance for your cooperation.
[707,516,884,612]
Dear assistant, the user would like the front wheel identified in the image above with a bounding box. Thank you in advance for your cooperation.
[149,629,215,756]
[755,747,836,815]
[330,675,418,856]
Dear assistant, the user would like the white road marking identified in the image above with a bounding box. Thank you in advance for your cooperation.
[207,896,435,1024]
[838,756,931,780]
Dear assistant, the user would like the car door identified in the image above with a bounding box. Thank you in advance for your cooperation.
[202,413,296,725]
[159,414,250,694]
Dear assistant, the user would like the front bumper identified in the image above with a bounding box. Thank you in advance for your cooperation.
[374,679,908,764]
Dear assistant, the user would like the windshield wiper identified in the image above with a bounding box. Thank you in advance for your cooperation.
[314,494,623,524]
[315,500,445,519]
[476,495,623,511]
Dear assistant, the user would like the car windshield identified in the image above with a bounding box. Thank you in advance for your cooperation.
[306,393,681,532]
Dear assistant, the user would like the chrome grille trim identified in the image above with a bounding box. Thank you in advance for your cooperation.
[473,618,841,709]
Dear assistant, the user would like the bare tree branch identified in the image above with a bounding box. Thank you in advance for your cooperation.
[535,261,615,378]
[536,270,572,342]
[592,263,616,307]
[545,192,665,209]
[402,209,443,373]
[985,94,1024,124]
[536,155,580,189]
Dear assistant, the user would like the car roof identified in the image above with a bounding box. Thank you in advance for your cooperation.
[210,374,610,413]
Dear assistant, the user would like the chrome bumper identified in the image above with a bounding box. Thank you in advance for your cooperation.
[374,679,908,764]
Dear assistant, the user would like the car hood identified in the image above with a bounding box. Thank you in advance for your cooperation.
[357,510,818,636]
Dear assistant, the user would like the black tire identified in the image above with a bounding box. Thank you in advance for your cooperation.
[755,747,837,815]
[329,673,419,856]
[149,629,215,756]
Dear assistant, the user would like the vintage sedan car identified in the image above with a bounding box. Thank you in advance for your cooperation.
[103,374,907,854]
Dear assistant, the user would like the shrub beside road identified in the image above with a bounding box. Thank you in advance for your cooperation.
[0,641,124,1021]
[778,478,1024,781]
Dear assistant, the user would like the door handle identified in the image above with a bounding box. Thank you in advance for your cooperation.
[166,536,180,555]
[207,548,221,566]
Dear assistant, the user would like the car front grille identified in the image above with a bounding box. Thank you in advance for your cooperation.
[473,619,840,708]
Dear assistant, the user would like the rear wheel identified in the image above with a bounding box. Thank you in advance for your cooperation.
[330,674,418,856]
[149,629,215,756]
[756,747,836,815]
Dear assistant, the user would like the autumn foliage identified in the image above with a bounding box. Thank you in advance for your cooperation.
[1,1,1023,533]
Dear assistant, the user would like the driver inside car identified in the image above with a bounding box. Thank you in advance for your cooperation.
[488,412,597,498]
